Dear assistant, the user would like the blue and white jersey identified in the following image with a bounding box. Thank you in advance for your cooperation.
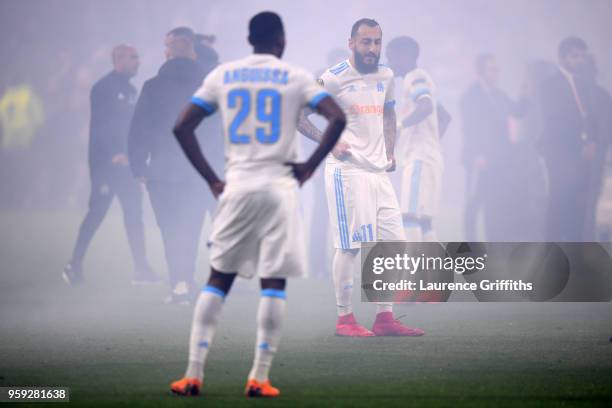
[192,54,328,189]
[398,68,441,166]
[319,59,396,173]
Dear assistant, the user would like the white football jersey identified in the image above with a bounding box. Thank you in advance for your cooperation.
[319,59,396,173]
[192,54,328,189]
[398,68,441,165]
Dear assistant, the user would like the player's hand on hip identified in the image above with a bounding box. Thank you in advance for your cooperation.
[332,141,351,161]
[386,155,396,172]
[210,181,226,198]
[285,162,313,186]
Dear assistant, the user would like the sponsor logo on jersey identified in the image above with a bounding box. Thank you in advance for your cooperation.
[348,104,384,116]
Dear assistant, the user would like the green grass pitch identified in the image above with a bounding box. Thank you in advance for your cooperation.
[1,211,611,407]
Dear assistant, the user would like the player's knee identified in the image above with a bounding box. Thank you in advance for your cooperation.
[260,278,286,291]
[206,268,237,295]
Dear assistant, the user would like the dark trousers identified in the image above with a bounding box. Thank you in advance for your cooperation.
[545,157,591,242]
[71,172,147,272]
[147,181,209,287]
[463,167,482,241]
[465,163,529,242]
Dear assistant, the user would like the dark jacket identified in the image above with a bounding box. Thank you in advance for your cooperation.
[89,71,137,183]
[460,83,525,168]
[128,57,222,184]
[539,69,598,161]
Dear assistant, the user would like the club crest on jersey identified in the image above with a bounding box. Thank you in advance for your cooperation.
[377,82,384,92]
[347,85,357,93]
[317,78,324,87]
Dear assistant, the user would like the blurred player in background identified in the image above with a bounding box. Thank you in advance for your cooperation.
[63,45,156,285]
[386,36,451,242]
[170,11,346,397]
[299,19,424,337]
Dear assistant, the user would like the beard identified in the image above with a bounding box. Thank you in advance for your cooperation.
[353,49,380,74]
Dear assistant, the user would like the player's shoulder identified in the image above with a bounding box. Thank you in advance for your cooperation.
[377,63,395,80]
[404,67,433,86]
[324,60,351,78]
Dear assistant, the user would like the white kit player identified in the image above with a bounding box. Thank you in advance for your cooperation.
[299,19,425,337]
[386,36,451,243]
[169,12,346,398]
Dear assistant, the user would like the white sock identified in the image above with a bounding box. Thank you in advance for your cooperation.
[332,249,359,316]
[248,289,287,382]
[185,286,226,381]
[404,222,423,242]
[376,303,393,314]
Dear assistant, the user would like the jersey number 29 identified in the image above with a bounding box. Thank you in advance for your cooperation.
[228,88,281,144]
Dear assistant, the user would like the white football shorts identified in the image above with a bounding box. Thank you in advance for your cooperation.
[208,178,306,279]
[325,164,405,250]
[400,158,443,218]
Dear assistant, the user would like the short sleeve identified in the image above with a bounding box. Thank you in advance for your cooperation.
[298,70,330,110]
[405,71,433,103]
[191,66,221,114]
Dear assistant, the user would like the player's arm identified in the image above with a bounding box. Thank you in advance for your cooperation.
[128,81,153,182]
[437,103,452,138]
[297,109,323,142]
[383,102,397,171]
[402,97,434,129]
[288,97,346,185]
[297,73,351,160]
[173,104,224,197]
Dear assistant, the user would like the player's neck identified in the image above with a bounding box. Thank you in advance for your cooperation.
[253,47,282,58]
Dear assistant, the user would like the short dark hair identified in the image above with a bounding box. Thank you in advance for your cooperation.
[249,11,284,47]
[167,26,194,40]
[475,53,494,75]
[351,18,380,38]
[386,36,419,61]
[558,36,587,59]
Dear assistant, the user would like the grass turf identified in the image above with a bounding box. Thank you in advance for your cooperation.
[1,211,612,407]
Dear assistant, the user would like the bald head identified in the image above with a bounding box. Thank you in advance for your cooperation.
[165,27,196,60]
[112,44,139,78]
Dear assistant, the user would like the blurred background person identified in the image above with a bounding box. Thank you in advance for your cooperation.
[128,27,211,304]
[581,54,612,240]
[194,33,219,75]
[539,37,600,241]
[386,35,452,244]
[460,53,527,241]
[63,44,156,285]
[514,60,557,241]
[193,32,225,191]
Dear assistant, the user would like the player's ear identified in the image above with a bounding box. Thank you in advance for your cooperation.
[348,37,355,52]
